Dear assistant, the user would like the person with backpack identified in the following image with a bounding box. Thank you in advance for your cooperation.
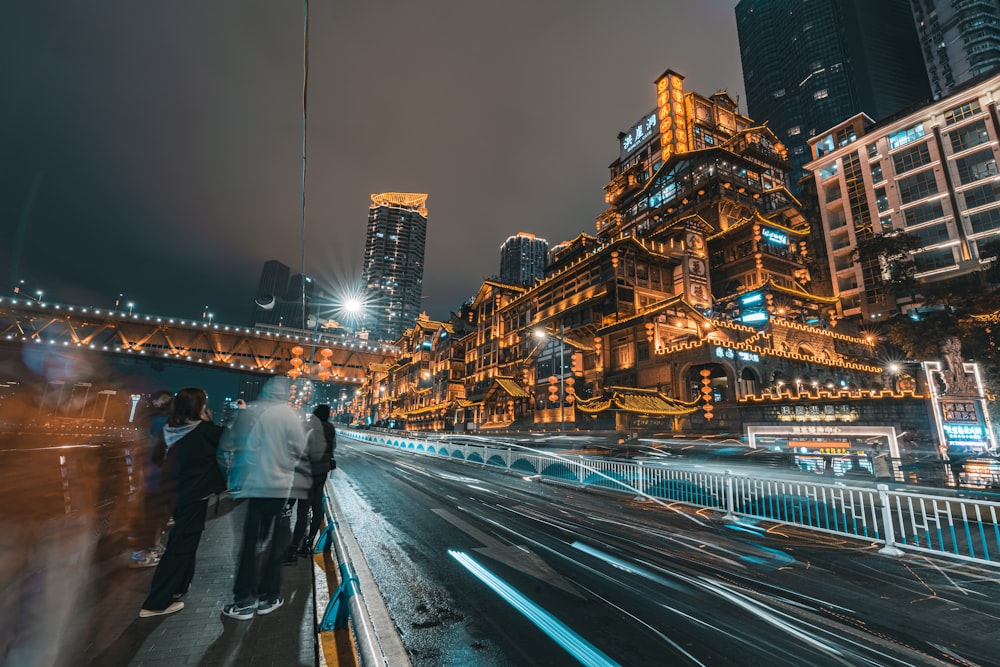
[291,404,337,559]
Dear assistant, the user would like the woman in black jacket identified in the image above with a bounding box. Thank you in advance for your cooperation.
[139,388,226,617]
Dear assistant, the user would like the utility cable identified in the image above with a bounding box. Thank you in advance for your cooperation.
[300,0,310,328]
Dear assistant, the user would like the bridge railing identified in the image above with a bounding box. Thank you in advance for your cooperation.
[341,428,1000,568]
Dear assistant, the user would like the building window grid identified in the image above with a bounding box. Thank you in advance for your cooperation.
[913,247,956,273]
[910,222,952,246]
[892,142,933,175]
[903,200,946,226]
[898,169,940,204]
[955,148,999,185]
[843,151,884,303]
[948,119,991,153]
[962,182,1000,209]
[945,99,983,125]
[888,123,926,151]
[969,207,1000,235]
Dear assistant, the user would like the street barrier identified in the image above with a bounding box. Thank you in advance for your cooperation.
[340,428,1000,568]
[316,478,411,667]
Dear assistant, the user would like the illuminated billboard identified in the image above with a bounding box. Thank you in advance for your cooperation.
[923,360,997,454]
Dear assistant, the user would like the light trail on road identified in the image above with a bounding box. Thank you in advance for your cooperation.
[332,439,996,666]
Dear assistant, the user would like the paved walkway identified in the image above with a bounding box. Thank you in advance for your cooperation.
[80,497,318,667]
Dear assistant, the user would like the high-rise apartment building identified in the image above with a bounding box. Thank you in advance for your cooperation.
[499,232,548,286]
[911,0,1000,100]
[362,192,428,341]
[805,70,1000,320]
[736,0,931,189]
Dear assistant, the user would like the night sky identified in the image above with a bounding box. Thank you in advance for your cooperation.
[2,1,744,326]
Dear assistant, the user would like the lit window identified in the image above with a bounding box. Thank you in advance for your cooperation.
[813,89,829,100]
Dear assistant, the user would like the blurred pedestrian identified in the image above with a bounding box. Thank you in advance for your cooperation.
[291,404,337,559]
[139,387,226,617]
[218,376,307,620]
[130,389,173,568]
[947,444,968,488]
[1,347,106,665]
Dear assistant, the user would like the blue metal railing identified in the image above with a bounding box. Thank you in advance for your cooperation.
[315,477,409,667]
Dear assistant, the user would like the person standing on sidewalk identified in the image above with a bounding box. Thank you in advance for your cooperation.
[217,376,307,620]
[139,388,226,617]
[291,404,336,559]
[129,389,173,568]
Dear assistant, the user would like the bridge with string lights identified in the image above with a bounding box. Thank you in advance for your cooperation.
[0,295,399,385]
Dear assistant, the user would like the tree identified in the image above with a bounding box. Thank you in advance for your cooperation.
[852,231,922,291]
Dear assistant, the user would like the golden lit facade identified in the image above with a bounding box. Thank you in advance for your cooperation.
[356,70,892,434]
[360,311,471,431]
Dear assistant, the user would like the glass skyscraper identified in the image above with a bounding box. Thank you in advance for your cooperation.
[911,0,1000,100]
[736,0,931,189]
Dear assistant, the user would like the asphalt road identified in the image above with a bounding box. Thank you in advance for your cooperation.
[332,438,1000,667]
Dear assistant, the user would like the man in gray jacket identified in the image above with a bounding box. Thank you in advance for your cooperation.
[218,376,307,619]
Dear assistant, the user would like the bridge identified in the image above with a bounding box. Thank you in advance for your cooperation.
[0,296,399,385]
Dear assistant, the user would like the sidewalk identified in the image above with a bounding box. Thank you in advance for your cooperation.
[80,497,318,666]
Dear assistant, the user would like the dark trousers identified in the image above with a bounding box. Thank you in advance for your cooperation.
[292,473,328,549]
[233,498,288,605]
[143,498,209,610]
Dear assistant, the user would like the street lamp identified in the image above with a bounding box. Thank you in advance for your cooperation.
[127,302,135,316]
[534,322,565,434]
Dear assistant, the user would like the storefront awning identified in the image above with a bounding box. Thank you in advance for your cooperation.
[493,377,530,398]
[405,401,454,417]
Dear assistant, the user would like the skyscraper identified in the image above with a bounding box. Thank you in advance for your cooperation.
[736,0,931,188]
[499,232,548,286]
[248,261,316,329]
[362,192,428,341]
[911,0,1000,100]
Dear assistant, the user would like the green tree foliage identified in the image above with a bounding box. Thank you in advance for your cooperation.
[852,231,922,289]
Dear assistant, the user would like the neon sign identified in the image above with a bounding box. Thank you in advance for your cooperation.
[761,228,789,246]
[943,423,986,441]
[713,347,760,363]
[621,112,659,155]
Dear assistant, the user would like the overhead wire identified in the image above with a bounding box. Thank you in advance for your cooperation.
[300,0,310,328]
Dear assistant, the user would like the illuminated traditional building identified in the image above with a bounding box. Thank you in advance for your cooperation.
[499,232,548,286]
[361,310,472,431]
[805,70,1000,320]
[361,71,892,435]
[598,70,834,326]
[362,192,429,341]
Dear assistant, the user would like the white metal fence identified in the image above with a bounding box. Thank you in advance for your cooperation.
[340,428,1000,567]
